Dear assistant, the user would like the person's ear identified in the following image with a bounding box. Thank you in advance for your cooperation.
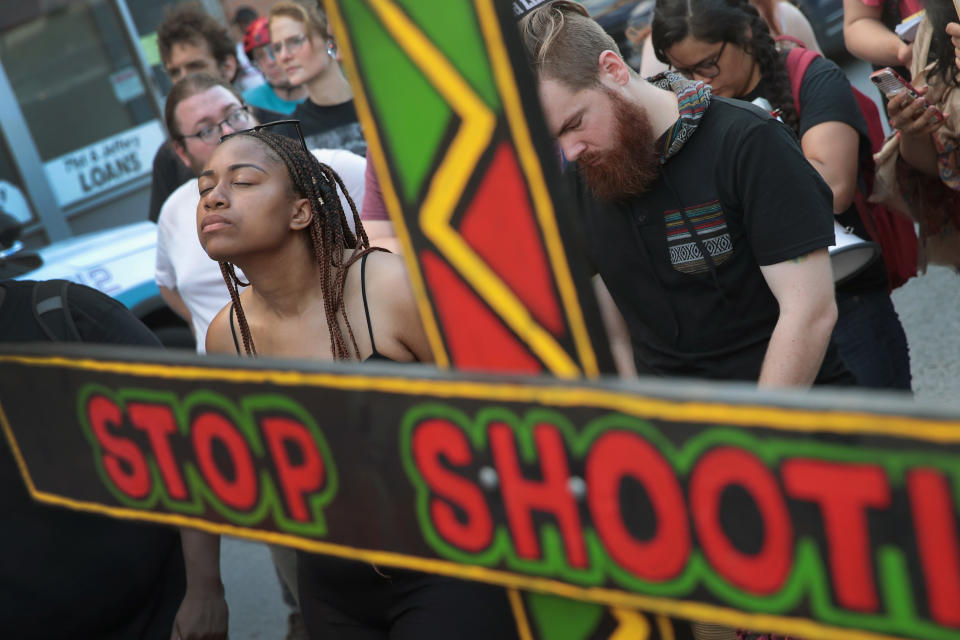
[289,197,313,230]
[220,54,239,84]
[598,50,630,86]
[172,139,192,170]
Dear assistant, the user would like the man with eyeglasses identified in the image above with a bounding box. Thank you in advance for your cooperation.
[519,2,853,390]
[147,5,287,223]
[242,17,308,115]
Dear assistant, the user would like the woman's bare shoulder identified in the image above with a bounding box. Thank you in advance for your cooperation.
[205,302,237,355]
[364,251,416,302]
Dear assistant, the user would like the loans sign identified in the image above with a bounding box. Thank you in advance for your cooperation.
[2,345,959,640]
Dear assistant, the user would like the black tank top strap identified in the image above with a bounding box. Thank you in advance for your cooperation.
[361,252,381,358]
[228,303,242,355]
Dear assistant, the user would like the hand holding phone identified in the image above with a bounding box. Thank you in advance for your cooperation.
[870,67,946,125]
[870,67,920,100]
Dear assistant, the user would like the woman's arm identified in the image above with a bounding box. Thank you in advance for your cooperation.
[168,304,236,640]
[777,1,822,53]
[800,121,862,213]
[368,252,434,364]
[843,0,912,68]
[169,529,228,640]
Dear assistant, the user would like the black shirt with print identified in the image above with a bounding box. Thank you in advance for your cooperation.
[293,99,367,157]
[566,97,851,383]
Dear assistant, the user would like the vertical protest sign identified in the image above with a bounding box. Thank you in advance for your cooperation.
[322,0,640,636]
[324,0,613,378]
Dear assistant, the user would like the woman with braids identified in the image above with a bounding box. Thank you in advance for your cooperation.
[874,0,960,269]
[197,129,519,640]
[651,0,913,392]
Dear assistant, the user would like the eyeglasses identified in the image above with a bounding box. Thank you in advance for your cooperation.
[220,119,310,158]
[672,41,727,79]
[181,106,255,144]
[271,33,308,56]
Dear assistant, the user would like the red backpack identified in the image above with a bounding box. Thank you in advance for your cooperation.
[783,46,918,291]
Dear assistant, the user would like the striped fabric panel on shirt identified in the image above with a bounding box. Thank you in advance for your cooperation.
[664,200,727,242]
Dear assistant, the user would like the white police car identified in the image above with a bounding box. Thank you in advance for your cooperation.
[0,216,193,348]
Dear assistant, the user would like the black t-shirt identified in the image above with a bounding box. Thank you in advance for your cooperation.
[147,141,195,223]
[147,106,286,222]
[293,99,367,157]
[0,281,185,639]
[566,98,850,383]
[743,54,888,293]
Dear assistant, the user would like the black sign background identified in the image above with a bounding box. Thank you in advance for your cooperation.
[4,344,960,640]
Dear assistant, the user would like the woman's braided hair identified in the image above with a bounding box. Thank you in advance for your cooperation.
[218,130,377,359]
[651,0,800,133]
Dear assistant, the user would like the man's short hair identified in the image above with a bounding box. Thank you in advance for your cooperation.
[519,0,620,90]
[165,72,243,141]
[157,4,236,69]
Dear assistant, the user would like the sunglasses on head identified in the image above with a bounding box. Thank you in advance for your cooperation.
[220,119,309,157]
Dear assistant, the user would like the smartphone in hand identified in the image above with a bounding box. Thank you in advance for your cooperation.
[869,67,946,123]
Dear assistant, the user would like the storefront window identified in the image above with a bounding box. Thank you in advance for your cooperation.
[0,0,164,208]
[0,140,34,225]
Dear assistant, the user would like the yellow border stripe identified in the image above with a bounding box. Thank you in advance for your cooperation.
[473,0,601,378]
[508,588,536,640]
[3,353,957,441]
[10,487,924,640]
[322,0,451,368]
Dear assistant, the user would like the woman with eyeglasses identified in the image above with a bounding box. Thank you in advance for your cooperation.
[268,1,366,156]
[197,128,519,640]
[650,0,912,388]
[637,0,821,76]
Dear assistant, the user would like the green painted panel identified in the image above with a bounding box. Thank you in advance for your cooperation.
[395,0,501,111]
[341,0,453,204]
[526,592,605,640]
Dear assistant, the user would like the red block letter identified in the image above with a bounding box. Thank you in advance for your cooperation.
[411,419,492,553]
[490,422,588,568]
[586,431,690,581]
[192,412,258,511]
[782,459,889,612]
[908,468,960,627]
[262,417,325,523]
[128,403,187,500]
[87,395,150,499]
[691,447,794,595]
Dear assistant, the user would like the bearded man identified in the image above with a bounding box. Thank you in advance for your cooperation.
[520,1,852,388]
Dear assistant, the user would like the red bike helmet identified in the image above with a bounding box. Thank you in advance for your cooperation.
[243,17,270,55]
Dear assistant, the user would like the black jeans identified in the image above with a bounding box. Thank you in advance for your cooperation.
[832,289,912,391]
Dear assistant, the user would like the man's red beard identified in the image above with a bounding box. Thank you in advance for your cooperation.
[578,90,660,202]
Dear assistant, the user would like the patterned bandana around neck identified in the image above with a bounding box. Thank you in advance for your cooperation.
[649,72,711,163]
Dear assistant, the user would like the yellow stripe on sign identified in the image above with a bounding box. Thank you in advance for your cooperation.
[508,588,537,640]
[610,607,651,640]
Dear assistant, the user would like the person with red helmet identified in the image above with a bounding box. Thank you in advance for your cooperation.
[242,16,308,114]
